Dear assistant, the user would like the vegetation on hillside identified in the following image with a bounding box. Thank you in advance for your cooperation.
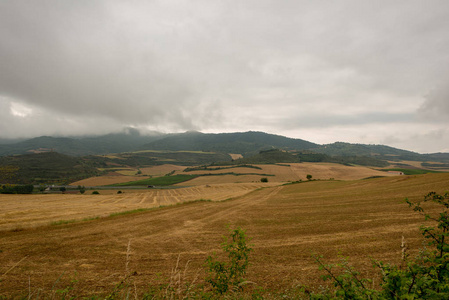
[310,142,449,163]
[140,131,318,156]
[111,174,198,186]
[216,148,390,167]
[296,151,390,167]
[0,152,99,185]
[0,129,162,156]
[85,150,231,168]
[384,168,441,175]
[0,184,34,194]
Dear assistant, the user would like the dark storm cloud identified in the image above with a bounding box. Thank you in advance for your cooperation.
[0,1,449,152]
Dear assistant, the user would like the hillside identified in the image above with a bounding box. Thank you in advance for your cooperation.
[140,131,318,156]
[310,142,449,163]
[224,149,390,167]
[0,130,162,156]
[85,150,232,168]
[0,130,449,165]
[0,152,99,184]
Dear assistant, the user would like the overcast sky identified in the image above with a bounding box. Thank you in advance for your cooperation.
[1,1,449,153]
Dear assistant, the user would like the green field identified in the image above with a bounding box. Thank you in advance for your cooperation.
[385,168,441,175]
[111,174,198,186]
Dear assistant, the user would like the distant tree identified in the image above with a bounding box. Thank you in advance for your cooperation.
[78,185,86,194]
[306,174,313,181]
[261,177,268,183]
[38,185,47,193]
[59,186,66,193]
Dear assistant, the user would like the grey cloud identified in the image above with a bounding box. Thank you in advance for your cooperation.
[1,1,449,152]
[0,1,201,126]
[277,112,415,129]
[419,85,449,121]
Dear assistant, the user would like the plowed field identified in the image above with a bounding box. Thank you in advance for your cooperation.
[1,173,448,298]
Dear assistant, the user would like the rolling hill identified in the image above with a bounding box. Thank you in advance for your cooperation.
[139,131,318,156]
[0,152,100,184]
[0,130,448,164]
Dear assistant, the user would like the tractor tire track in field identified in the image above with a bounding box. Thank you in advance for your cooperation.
[152,186,284,253]
[0,183,270,231]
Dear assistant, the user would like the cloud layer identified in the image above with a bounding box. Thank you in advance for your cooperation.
[1,1,449,153]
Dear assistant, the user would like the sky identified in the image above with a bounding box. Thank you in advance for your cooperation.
[1,1,449,153]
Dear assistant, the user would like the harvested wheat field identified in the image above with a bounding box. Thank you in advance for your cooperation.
[0,183,271,232]
[71,175,147,186]
[140,164,187,176]
[1,173,448,297]
[71,162,393,187]
[179,162,395,185]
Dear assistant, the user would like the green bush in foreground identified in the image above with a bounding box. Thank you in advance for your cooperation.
[205,227,252,295]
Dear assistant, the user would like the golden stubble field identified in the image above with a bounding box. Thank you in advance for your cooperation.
[1,172,448,297]
[71,162,395,187]
[0,183,275,231]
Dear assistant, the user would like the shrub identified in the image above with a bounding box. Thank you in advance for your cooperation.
[92,191,100,195]
[205,227,252,295]
[260,177,268,183]
[77,185,86,194]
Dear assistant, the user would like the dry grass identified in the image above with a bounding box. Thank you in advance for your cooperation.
[1,173,448,297]
[72,162,394,187]
[140,164,187,176]
[70,175,146,186]
[229,153,243,160]
[0,183,269,231]
[180,162,395,185]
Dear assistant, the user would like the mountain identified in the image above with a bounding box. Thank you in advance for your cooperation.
[0,130,163,156]
[309,142,449,163]
[140,131,318,156]
[0,130,448,164]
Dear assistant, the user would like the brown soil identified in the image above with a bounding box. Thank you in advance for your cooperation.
[1,173,448,297]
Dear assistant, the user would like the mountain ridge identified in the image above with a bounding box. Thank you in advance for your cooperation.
[0,130,448,163]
